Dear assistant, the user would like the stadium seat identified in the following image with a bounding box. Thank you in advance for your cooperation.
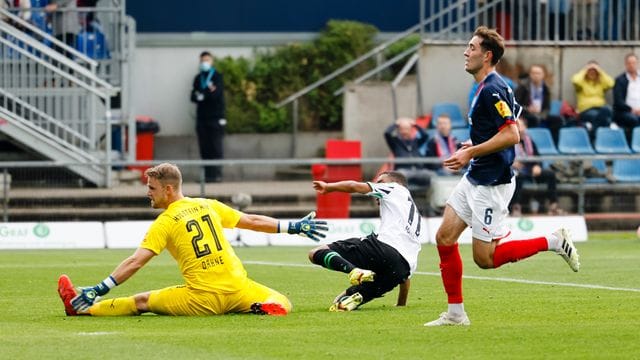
[558,127,595,154]
[450,128,470,143]
[631,126,640,153]
[549,99,562,117]
[594,127,631,154]
[612,159,640,182]
[431,103,467,129]
[527,128,559,155]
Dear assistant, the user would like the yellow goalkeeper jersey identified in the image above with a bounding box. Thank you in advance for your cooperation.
[141,197,248,293]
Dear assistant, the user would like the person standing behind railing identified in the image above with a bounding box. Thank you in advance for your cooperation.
[190,51,226,183]
[571,60,614,138]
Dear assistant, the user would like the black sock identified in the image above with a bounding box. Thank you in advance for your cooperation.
[312,249,356,274]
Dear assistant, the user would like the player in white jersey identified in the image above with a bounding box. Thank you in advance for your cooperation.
[309,171,424,311]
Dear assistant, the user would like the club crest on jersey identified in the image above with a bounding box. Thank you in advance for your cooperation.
[494,100,512,117]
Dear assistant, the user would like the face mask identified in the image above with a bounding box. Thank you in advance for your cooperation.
[200,61,212,72]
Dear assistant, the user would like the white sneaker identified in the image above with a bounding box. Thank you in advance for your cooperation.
[553,228,580,272]
[424,312,471,326]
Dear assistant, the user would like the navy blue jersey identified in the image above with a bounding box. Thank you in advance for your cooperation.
[466,72,522,185]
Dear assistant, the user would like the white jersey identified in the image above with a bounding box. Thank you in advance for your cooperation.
[366,182,423,273]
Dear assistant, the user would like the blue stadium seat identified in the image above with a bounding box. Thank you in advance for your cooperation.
[549,99,562,117]
[450,128,470,143]
[612,159,640,182]
[431,103,467,129]
[527,128,559,155]
[631,126,640,153]
[558,127,595,154]
[594,127,631,154]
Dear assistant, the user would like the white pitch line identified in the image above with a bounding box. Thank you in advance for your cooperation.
[245,260,640,293]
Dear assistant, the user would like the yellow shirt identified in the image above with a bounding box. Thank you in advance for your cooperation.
[571,68,614,113]
[141,197,248,293]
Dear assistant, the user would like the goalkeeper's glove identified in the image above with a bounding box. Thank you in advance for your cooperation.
[279,211,328,242]
[70,275,118,312]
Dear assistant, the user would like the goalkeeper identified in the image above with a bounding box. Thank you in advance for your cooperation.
[57,163,327,316]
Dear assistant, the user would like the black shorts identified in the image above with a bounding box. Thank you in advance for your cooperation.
[328,234,410,303]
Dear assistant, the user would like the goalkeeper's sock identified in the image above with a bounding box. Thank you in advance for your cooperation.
[312,249,355,273]
[89,296,138,316]
[492,237,548,268]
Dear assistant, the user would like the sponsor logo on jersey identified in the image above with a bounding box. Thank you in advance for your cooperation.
[494,100,512,117]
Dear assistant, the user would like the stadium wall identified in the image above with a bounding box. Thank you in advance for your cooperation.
[0,217,588,249]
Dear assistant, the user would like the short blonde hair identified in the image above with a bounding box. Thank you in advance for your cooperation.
[144,163,182,189]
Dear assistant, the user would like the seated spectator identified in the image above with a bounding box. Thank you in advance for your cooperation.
[424,114,461,176]
[613,53,640,138]
[383,117,432,188]
[571,60,614,137]
[510,119,563,216]
[515,64,565,142]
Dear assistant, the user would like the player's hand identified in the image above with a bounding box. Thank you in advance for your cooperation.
[444,147,473,171]
[312,181,329,194]
[70,281,112,312]
[288,211,328,242]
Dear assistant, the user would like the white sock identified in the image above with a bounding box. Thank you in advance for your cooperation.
[448,303,465,317]
[546,233,560,251]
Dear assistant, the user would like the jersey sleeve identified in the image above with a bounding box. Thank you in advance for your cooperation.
[140,216,171,255]
[366,182,396,199]
[484,86,521,130]
[209,199,243,228]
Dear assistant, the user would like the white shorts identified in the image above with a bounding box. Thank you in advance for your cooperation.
[446,175,515,242]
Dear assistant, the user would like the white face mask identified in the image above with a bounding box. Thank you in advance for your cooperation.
[200,61,212,72]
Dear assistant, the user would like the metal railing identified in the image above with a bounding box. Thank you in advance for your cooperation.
[0,1,134,187]
[3,154,640,221]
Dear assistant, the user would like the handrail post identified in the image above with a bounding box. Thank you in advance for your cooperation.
[291,99,299,158]
[391,86,398,122]
[2,168,8,222]
[419,0,425,38]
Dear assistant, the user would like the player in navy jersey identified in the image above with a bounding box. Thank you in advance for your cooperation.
[309,171,424,311]
[424,26,580,327]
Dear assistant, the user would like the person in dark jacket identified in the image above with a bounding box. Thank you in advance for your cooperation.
[383,117,431,187]
[613,53,640,137]
[515,64,564,143]
[191,51,226,182]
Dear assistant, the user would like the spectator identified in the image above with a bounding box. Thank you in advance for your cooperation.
[383,117,431,188]
[190,51,226,183]
[515,64,564,142]
[45,0,78,56]
[510,119,563,216]
[613,53,640,137]
[547,0,570,41]
[571,60,614,137]
[424,114,461,175]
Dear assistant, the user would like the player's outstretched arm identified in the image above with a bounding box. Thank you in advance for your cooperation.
[396,279,410,306]
[313,180,371,195]
[71,248,155,312]
[237,211,328,242]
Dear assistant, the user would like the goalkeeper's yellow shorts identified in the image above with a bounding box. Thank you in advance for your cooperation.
[147,279,291,315]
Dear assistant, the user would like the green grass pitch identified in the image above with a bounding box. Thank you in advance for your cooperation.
[1,232,639,359]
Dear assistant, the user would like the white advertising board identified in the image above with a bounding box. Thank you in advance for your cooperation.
[0,222,104,249]
[426,215,588,244]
